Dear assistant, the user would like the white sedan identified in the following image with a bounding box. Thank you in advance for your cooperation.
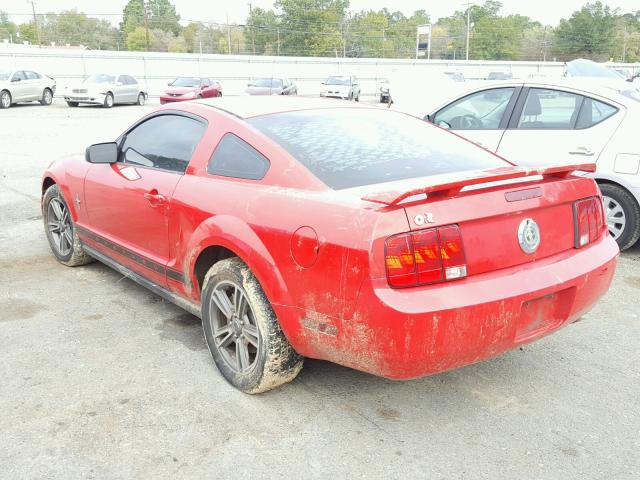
[424,79,640,250]
[0,69,56,109]
[63,73,147,108]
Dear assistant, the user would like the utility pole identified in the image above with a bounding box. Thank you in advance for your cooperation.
[226,12,231,54]
[622,25,627,63]
[277,28,280,56]
[142,0,150,52]
[463,2,474,61]
[27,1,40,46]
[248,3,255,55]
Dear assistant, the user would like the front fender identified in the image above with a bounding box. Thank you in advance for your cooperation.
[41,153,89,222]
[184,214,293,308]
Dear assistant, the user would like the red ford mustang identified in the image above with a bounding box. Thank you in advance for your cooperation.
[41,97,618,393]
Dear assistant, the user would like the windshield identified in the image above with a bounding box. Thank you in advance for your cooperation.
[251,78,283,88]
[249,109,506,190]
[326,76,350,86]
[170,77,201,87]
[0,71,11,81]
[567,60,620,79]
[84,74,116,84]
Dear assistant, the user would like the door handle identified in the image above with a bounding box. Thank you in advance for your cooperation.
[144,190,167,207]
[569,147,595,156]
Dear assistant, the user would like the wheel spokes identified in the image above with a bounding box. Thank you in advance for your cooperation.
[236,337,251,372]
[212,289,234,319]
[242,322,259,347]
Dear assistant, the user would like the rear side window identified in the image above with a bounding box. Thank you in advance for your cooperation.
[26,71,41,79]
[516,89,583,129]
[208,133,270,180]
[120,114,206,173]
[124,75,137,85]
[248,109,506,190]
[576,98,618,129]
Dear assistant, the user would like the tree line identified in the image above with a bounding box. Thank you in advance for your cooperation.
[0,0,638,62]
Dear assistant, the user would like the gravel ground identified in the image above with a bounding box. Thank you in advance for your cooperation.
[1,99,639,480]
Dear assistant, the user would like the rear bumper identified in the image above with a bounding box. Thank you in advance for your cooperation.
[289,234,619,379]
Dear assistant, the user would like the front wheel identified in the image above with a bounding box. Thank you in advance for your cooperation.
[40,88,53,105]
[42,185,94,267]
[103,92,114,108]
[136,92,146,105]
[201,257,303,394]
[600,183,640,251]
[66,101,79,107]
[0,90,11,109]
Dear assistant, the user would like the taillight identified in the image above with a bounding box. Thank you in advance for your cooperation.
[573,196,605,248]
[385,224,467,288]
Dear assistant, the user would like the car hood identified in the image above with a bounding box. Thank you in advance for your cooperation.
[165,86,197,95]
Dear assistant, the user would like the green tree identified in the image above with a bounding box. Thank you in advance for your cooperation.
[275,0,349,56]
[245,7,280,55]
[148,0,181,35]
[38,10,119,50]
[121,0,146,36]
[168,35,188,52]
[553,1,618,60]
[126,26,155,50]
[0,11,18,41]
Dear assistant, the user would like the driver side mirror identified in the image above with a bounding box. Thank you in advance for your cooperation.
[12,77,21,82]
[437,120,451,129]
[116,81,124,86]
[86,142,118,164]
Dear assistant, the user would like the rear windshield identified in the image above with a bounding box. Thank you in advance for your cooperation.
[248,109,507,189]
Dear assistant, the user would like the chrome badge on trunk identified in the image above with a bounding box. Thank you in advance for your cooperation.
[518,218,540,254]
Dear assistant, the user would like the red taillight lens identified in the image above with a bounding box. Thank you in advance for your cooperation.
[574,196,605,248]
[385,225,467,288]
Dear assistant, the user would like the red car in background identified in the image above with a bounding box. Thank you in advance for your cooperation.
[41,97,618,394]
[160,76,222,104]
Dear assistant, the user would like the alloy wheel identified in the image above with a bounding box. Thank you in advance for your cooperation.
[47,197,73,256]
[1,92,10,108]
[43,89,52,104]
[209,280,261,374]
[603,195,626,240]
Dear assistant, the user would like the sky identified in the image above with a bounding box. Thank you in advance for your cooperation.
[3,0,640,26]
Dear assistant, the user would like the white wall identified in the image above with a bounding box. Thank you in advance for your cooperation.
[1,43,639,98]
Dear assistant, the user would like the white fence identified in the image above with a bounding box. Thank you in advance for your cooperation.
[1,43,639,98]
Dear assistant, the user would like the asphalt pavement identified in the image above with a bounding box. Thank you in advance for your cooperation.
[1,99,638,479]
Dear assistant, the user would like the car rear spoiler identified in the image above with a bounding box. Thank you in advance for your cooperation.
[362,163,596,206]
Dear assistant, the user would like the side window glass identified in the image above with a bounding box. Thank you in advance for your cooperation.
[434,87,515,130]
[12,71,26,81]
[120,115,206,173]
[117,75,126,85]
[517,89,583,129]
[208,133,270,180]
[126,75,137,85]
[202,78,210,87]
[576,97,618,129]
[26,71,40,80]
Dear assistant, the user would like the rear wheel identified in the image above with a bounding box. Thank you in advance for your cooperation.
[600,183,640,251]
[0,90,11,109]
[40,88,53,105]
[43,185,94,267]
[66,101,79,107]
[136,92,146,105]
[201,257,303,393]
[103,92,114,108]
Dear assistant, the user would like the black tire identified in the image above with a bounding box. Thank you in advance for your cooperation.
[355,93,360,102]
[0,90,11,109]
[66,101,79,107]
[201,257,303,394]
[218,91,222,97]
[599,183,640,251]
[103,92,114,108]
[136,92,146,105]
[42,184,94,267]
[40,88,53,105]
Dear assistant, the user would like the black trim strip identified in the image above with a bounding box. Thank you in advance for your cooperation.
[76,225,186,284]
[81,243,201,318]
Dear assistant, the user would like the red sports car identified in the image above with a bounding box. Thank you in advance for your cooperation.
[160,76,222,104]
[41,97,618,393]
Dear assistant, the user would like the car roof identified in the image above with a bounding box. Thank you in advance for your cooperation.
[455,77,638,105]
[194,96,372,119]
